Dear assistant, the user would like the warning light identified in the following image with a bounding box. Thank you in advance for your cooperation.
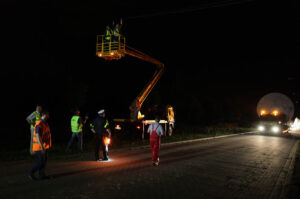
[115,124,121,130]
[260,110,266,116]
[136,126,141,130]
[98,53,102,57]
[104,137,111,145]
[272,110,279,116]
[110,52,114,56]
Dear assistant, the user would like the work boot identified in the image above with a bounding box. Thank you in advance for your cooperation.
[28,173,38,181]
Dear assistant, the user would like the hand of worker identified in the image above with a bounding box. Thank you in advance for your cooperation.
[91,129,96,134]
[85,115,89,120]
[106,129,112,138]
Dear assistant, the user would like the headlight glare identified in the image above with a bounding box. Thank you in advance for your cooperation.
[272,126,280,133]
[258,126,265,131]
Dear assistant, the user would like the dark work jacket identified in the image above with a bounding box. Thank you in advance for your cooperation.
[92,116,107,136]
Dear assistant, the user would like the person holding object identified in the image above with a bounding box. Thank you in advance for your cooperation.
[90,109,111,161]
[147,117,164,166]
[26,105,42,154]
[28,110,51,180]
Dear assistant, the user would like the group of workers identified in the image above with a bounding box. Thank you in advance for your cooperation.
[105,19,123,41]
[25,105,163,180]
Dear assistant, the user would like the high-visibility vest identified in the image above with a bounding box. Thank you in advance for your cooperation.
[113,27,120,37]
[104,120,109,129]
[71,115,82,133]
[90,119,109,129]
[105,29,111,40]
[168,107,175,122]
[31,111,41,128]
[32,120,52,152]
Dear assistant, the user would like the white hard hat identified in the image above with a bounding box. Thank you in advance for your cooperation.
[98,109,105,115]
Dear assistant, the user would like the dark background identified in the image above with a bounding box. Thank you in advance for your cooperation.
[1,0,299,150]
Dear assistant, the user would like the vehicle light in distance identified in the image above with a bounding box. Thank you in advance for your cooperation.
[272,110,279,116]
[115,124,122,130]
[272,126,280,133]
[258,126,265,132]
[260,110,266,116]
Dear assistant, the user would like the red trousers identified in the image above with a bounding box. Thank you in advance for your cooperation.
[150,132,161,162]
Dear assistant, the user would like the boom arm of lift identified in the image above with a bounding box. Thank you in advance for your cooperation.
[125,45,165,121]
[95,34,164,121]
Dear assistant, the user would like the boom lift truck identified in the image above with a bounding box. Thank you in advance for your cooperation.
[96,34,175,139]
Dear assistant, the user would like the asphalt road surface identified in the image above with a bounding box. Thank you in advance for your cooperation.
[0,133,299,199]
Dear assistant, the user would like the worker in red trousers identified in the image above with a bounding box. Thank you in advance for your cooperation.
[147,117,164,166]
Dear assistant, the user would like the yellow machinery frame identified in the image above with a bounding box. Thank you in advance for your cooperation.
[96,35,126,60]
[96,34,164,121]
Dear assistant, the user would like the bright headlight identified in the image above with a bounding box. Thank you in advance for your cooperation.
[258,126,265,131]
[272,126,280,133]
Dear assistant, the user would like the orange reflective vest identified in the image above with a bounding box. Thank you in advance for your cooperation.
[32,120,52,152]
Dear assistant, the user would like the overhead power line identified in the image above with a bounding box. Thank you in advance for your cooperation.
[126,0,255,20]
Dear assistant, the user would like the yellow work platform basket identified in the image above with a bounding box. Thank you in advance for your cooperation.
[96,35,126,60]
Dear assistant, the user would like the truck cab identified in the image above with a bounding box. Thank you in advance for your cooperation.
[257,110,289,135]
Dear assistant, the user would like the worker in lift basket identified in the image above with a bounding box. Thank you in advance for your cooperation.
[147,117,164,166]
[112,18,122,42]
[90,109,111,161]
[105,25,112,41]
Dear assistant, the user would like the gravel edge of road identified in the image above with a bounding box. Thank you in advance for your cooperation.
[281,139,300,199]
[269,138,300,199]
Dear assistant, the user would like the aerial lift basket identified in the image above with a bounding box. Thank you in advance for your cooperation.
[96,35,126,60]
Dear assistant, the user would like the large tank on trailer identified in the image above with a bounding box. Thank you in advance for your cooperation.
[256,93,294,134]
[257,92,294,122]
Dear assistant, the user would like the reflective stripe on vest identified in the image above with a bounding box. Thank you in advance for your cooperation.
[104,120,109,129]
[31,111,41,128]
[105,29,111,40]
[32,120,52,152]
[113,27,120,36]
[71,116,82,133]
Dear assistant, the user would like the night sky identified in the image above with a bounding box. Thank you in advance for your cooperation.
[1,0,299,149]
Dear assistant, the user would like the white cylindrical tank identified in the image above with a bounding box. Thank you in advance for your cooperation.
[257,92,294,122]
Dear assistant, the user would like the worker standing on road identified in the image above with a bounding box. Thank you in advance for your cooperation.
[28,110,51,180]
[90,109,111,161]
[147,117,164,166]
[167,105,175,136]
[66,109,88,152]
[26,105,42,155]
